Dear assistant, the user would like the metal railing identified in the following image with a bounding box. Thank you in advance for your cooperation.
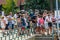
[0,22,59,40]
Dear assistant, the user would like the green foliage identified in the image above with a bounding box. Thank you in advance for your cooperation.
[2,0,17,14]
[24,0,50,10]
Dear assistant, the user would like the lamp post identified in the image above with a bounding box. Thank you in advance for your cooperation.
[56,0,59,36]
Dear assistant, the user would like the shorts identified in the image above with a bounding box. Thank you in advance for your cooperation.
[8,25,12,29]
[5,24,8,30]
[44,22,48,29]
[1,26,5,28]
[40,24,45,30]
[48,22,52,27]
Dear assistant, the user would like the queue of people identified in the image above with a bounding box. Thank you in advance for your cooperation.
[0,10,59,35]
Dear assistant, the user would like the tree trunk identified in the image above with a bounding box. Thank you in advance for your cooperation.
[50,0,53,10]
[17,0,21,7]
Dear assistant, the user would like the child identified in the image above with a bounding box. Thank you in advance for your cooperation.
[39,15,45,34]
[1,16,6,34]
[8,17,13,34]
[11,17,15,29]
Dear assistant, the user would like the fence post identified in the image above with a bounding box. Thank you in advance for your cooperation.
[0,37,2,40]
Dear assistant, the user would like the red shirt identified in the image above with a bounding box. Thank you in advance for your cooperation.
[39,18,44,24]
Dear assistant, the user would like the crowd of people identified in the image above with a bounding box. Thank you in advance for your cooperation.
[0,10,59,35]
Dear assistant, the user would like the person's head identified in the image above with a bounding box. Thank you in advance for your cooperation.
[9,12,12,16]
[52,14,55,17]
[22,14,25,18]
[16,12,19,15]
[17,17,21,22]
[30,20,32,23]
[44,10,47,14]
[40,15,43,18]
[37,14,40,18]
[17,17,20,20]
[1,16,4,19]
[5,14,8,17]
[48,11,51,16]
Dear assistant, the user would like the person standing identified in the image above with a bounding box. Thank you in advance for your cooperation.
[14,13,19,19]
[4,15,8,30]
[8,17,12,33]
[17,17,23,35]
[39,15,44,34]
[46,12,52,35]
[1,16,6,34]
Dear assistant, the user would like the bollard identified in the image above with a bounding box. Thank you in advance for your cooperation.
[0,37,2,40]
[16,33,17,37]
[5,36,6,40]
[24,31,26,38]
[10,35,13,39]
[19,37,21,40]
[12,32,14,39]
[52,24,54,40]
[15,37,19,40]
[18,37,19,40]
[0,30,3,37]
[6,36,9,40]
[2,36,5,40]
[9,35,10,40]
[21,35,22,40]
[14,33,16,38]
[0,37,1,40]
[12,39,15,40]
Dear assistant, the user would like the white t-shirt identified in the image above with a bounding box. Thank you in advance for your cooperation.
[4,16,8,24]
[44,16,48,28]
[12,20,15,24]
[7,15,12,18]
[46,16,52,22]
[24,18,28,27]
[44,16,52,28]
[14,14,18,19]
[37,18,40,26]
[1,20,5,28]
[45,16,48,23]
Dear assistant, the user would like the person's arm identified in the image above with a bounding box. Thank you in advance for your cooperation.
[3,20,6,27]
[58,18,60,20]
[46,18,49,22]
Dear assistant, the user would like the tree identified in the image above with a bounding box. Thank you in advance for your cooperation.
[2,0,16,14]
[49,0,53,10]
[24,0,50,10]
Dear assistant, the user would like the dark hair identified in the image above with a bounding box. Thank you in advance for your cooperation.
[40,15,43,18]
[17,12,19,14]
[2,17,4,19]
[5,14,8,16]
[17,16,20,18]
